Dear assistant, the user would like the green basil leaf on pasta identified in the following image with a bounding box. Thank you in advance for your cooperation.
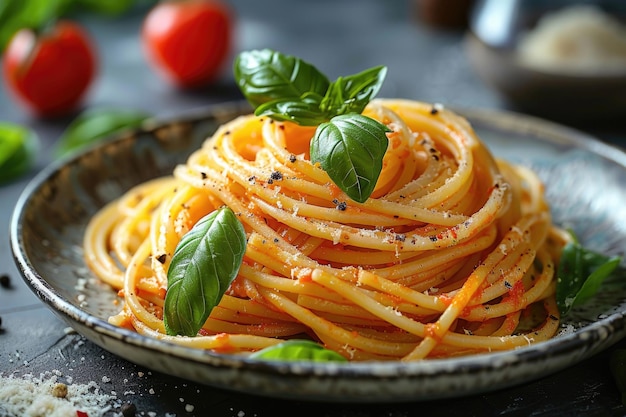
[321,65,387,116]
[164,207,247,337]
[234,48,329,111]
[55,108,150,158]
[0,122,38,183]
[234,49,391,202]
[556,234,622,316]
[255,98,329,126]
[249,340,347,362]
[311,114,389,203]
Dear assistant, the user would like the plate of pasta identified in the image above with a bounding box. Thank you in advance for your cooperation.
[10,51,626,402]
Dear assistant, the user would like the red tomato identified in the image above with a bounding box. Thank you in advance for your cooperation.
[142,0,232,88]
[2,21,97,118]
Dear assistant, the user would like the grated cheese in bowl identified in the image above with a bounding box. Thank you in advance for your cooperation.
[518,5,626,74]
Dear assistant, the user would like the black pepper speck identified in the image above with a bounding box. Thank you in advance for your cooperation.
[0,274,10,289]
[121,402,137,417]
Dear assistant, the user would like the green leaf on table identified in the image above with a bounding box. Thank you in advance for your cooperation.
[0,0,150,52]
[249,340,347,362]
[556,233,622,316]
[310,114,389,203]
[55,108,150,158]
[73,0,139,16]
[164,207,247,337]
[0,122,39,183]
[0,0,73,51]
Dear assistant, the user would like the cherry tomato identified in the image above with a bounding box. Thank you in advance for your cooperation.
[142,0,232,88]
[2,21,97,118]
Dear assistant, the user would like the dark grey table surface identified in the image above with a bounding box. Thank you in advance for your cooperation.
[2,1,626,416]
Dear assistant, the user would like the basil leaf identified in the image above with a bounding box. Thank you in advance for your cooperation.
[234,49,329,109]
[311,114,389,203]
[556,236,622,316]
[321,65,387,116]
[55,108,150,158]
[0,0,68,51]
[255,98,328,126]
[0,122,38,183]
[73,0,137,16]
[233,49,392,202]
[249,340,347,362]
[164,207,247,337]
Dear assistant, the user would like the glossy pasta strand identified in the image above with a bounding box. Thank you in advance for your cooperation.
[84,99,564,361]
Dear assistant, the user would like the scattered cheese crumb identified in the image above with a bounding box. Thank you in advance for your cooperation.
[50,383,68,398]
[0,372,118,417]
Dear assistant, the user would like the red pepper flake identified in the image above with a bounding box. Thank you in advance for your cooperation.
[424,323,442,342]
[213,333,236,353]
[77,411,89,417]
[158,287,167,300]
[294,268,313,282]
[505,280,525,309]
[438,294,453,306]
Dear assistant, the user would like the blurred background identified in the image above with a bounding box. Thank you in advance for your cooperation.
[2,0,626,182]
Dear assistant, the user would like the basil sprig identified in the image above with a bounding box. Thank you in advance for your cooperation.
[0,122,38,183]
[249,340,347,362]
[556,232,622,316]
[234,49,390,203]
[164,207,247,337]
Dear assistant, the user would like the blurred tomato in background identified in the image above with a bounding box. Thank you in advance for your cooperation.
[142,0,232,88]
[2,20,97,117]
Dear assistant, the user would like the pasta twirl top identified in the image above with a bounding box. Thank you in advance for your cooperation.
[84,99,566,361]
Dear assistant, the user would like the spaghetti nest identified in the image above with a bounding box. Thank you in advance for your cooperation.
[85,99,566,361]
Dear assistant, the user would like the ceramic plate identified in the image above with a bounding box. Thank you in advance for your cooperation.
[11,102,626,402]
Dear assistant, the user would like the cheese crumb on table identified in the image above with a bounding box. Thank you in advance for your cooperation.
[0,372,119,417]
